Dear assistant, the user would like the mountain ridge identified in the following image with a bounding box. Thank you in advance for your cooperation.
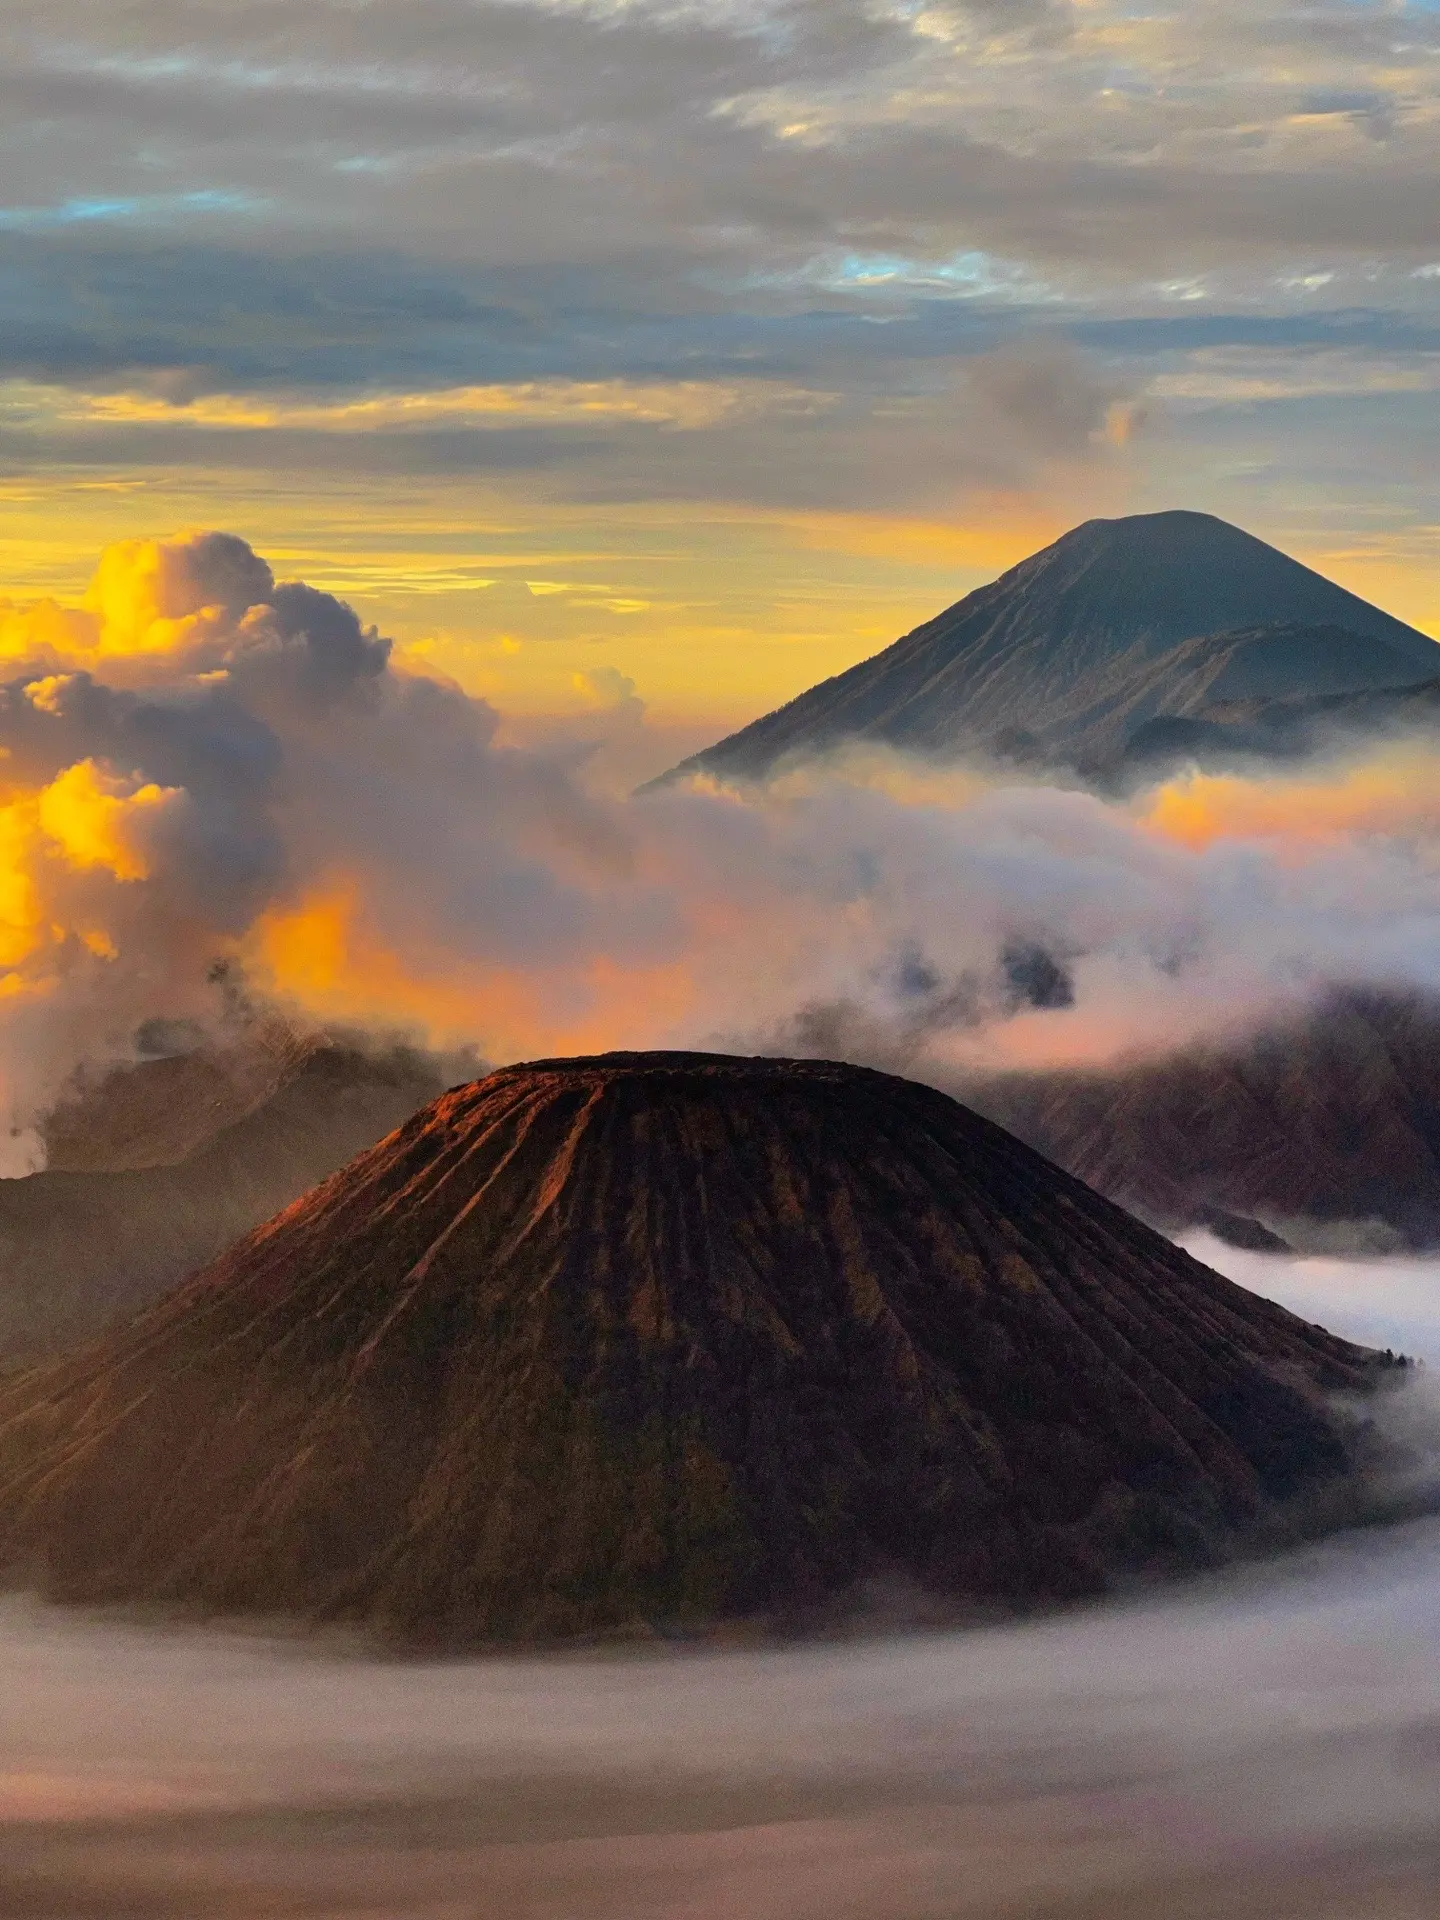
[961,988,1440,1252]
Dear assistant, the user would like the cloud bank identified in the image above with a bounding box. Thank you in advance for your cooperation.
[4,529,1440,1169]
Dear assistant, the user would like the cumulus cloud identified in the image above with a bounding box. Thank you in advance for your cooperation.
[573,664,644,715]
[0,530,389,696]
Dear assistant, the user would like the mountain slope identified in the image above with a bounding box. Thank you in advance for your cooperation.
[0,1052,1391,1643]
[657,512,1439,782]
[39,1024,312,1174]
[1116,671,1440,781]
[0,1042,447,1360]
[962,990,1440,1250]
[1060,621,1438,773]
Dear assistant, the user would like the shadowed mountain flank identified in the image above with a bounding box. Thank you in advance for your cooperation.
[0,1041,448,1362]
[39,1020,317,1174]
[0,1053,1392,1644]
[654,513,1439,783]
[1113,670,1440,782]
[963,990,1440,1253]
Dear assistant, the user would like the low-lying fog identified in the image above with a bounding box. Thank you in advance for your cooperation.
[3,1248,1439,1918]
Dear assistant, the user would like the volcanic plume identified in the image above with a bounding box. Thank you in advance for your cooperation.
[0,1053,1395,1643]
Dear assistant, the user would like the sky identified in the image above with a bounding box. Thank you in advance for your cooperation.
[2,0,1439,733]
[2,3,1440,1138]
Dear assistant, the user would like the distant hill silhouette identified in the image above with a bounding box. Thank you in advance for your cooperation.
[0,1038,448,1361]
[0,1052,1391,1644]
[963,989,1440,1252]
[40,1019,311,1174]
[654,512,1439,783]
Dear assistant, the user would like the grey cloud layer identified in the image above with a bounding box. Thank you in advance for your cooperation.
[0,343,1136,515]
[4,1,1438,270]
[0,2,1437,520]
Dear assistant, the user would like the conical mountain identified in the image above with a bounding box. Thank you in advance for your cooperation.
[657,512,1439,782]
[0,1053,1393,1643]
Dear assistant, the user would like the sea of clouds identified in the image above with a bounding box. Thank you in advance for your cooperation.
[0,1244,1436,1917]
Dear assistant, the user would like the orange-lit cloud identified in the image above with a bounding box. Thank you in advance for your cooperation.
[37,760,184,882]
[13,377,827,436]
[248,884,704,1061]
[0,760,180,977]
[1141,747,1440,851]
[0,528,277,683]
[248,884,549,1051]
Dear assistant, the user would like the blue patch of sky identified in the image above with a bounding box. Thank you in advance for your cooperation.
[828,251,1038,296]
[0,191,261,232]
[734,247,1059,304]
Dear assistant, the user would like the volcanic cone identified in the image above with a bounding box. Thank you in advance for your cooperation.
[0,1053,1392,1641]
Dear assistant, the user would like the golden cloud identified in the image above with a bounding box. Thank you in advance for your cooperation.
[3,377,834,437]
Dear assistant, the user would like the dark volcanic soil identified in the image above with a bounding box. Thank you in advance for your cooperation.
[0,1053,1395,1643]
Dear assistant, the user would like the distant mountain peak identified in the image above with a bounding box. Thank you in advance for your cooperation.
[1058,507,1263,544]
[1006,508,1266,567]
[653,511,1439,785]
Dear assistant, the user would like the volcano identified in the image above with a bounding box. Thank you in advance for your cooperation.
[655,512,1439,782]
[0,1053,1394,1643]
